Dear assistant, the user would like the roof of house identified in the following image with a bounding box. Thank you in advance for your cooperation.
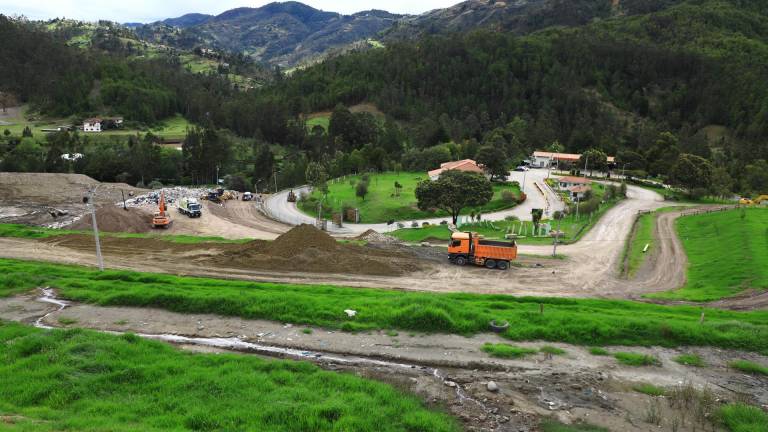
[428,159,484,178]
[568,185,592,193]
[533,151,615,163]
[83,118,102,123]
[558,176,592,184]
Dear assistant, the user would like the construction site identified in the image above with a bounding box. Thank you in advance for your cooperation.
[1,171,766,432]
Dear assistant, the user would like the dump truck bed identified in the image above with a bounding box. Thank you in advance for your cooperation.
[475,243,517,261]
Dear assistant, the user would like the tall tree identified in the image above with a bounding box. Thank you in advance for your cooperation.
[415,170,493,224]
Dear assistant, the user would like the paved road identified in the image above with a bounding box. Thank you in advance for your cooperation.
[263,169,566,235]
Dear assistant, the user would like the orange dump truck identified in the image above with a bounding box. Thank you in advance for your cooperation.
[448,232,517,270]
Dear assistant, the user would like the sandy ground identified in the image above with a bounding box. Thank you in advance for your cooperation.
[3,290,766,432]
[163,200,288,240]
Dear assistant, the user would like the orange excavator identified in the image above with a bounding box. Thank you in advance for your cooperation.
[152,191,172,229]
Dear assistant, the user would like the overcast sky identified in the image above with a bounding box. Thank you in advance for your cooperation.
[0,0,458,22]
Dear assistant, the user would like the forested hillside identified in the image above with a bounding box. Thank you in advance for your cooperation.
[261,0,768,193]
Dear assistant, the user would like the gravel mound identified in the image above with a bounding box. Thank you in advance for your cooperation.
[355,229,402,245]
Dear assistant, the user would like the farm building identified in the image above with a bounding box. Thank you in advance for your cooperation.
[531,151,615,169]
[83,118,102,132]
[428,159,485,180]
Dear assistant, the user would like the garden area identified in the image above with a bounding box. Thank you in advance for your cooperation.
[391,183,623,245]
[297,172,523,223]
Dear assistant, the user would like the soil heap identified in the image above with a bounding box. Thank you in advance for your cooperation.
[69,206,153,234]
[354,229,402,245]
[213,224,421,276]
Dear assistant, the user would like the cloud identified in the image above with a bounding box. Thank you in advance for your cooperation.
[0,0,456,22]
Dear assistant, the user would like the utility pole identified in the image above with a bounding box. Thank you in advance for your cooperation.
[622,163,630,179]
[552,215,562,257]
[583,155,589,177]
[273,170,278,194]
[84,188,104,271]
[522,168,528,193]
[575,195,581,221]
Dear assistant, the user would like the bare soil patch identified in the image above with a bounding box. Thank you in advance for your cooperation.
[69,206,153,234]
[212,224,423,276]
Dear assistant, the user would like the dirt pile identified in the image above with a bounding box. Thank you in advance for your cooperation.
[213,224,421,276]
[69,206,153,233]
[355,229,402,245]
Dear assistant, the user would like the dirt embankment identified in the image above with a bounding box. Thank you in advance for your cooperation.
[211,224,423,276]
[69,206,153,234]
[0,173,141,227]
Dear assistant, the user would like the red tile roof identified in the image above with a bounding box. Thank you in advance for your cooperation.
[428,159,484,178]
[558,176,592,184]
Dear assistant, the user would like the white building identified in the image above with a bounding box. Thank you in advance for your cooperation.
[83,118,102,133]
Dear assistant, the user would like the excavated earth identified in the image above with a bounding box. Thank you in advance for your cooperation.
[210,224,424,276]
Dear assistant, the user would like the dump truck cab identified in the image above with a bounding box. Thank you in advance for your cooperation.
[448,232,517,270]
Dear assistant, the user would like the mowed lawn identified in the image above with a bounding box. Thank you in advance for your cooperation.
[650,208,768,301]
[299,172,521,223]
[0,321,457,432]
[2,259,768,352]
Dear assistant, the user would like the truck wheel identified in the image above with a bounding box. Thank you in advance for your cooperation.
[496,261,509,271]
[485,259,497,269]
[454,256,467,266]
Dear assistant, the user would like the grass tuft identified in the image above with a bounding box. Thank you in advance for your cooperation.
[729,360,768,376]
[540,346,566,355]
[57,317,78,325]
[540,420,609,432]
[674,353,705,367]
[614,352,661,366]
[717,403,768,432]
[588,347,610,356]
[632,383,666,397]
[481,343,537,359]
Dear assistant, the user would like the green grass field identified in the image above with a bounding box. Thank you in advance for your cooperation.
[622,211,656,277]
[0,321,456,431]
[2,259,768,352]
[648,208,768,301]
[306,116,330,131]
[298,172,522,223]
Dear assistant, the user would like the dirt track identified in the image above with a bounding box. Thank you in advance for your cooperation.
[2,290,766,432]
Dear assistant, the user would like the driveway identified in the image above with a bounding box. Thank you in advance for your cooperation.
[263,169,567,235]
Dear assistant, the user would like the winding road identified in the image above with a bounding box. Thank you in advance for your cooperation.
[264,169,566,235]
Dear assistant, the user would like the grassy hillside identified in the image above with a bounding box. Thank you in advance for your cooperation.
[0,321,456,431]
[2,259,768,352]
[651,208,768,301]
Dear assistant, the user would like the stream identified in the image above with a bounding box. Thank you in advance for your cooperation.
[32,288,496,427]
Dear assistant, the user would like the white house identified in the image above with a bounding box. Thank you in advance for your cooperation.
[558,176,592,189]
[531,151,616,169]
[568,185,591,200]
[83,118,102,133]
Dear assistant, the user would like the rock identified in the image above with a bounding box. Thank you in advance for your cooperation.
[487,381,499,392]
[445,381,457,388]
[420,242,430,247]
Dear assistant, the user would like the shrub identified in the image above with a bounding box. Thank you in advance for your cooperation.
[422,222,430,227]
[501,190,516,203]
[481,343,537,359]
[614,352,660,366]
[440,220,448,225]
[504,215,520,222]
[411,221,419,228]
[148,180,164,190]
[730,360,768,376]
[674,353,705,367]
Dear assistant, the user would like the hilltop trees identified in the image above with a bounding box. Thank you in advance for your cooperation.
[669,154,714,196]
[415,171,493,224]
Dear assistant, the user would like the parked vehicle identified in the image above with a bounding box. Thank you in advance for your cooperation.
[178,198,202,218]
[242,192,254,201]
[447,232,517,270]
[514,166,529,172]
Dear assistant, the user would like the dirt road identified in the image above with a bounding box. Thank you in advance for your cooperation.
[2,290,765,432]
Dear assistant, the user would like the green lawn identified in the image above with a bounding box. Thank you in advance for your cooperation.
[648,208,768,302]
[298,172,522,223]
[623,211,656,277]
[391,184,621,245]
[0,321,456,431]
[2,259,768,352]
[306,116,330,131]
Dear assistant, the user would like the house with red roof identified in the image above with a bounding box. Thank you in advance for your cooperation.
[428,159,485,180]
